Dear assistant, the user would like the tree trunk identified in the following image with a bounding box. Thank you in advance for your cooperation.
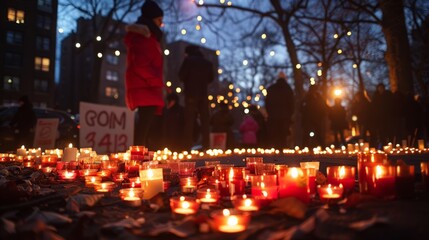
[282,25,305,146]
[379,0,413,94]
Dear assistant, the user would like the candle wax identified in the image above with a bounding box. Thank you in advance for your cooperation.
[218,224,245,233]
[174,208,196,215]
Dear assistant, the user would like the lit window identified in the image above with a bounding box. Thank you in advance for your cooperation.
[105,87,119,99]
[106,70,119,81]
[35,57,50,72]
[3,76,20,91]
[8,8,25,24]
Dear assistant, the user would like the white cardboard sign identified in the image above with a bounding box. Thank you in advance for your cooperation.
[33,118,59,149]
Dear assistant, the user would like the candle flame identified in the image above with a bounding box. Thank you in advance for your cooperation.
[68,143,73,148]
[227,215,238,226]
[223,209,231,216]
[129,189,135,198]
[91,177,96,183]
[181,201,190,209]
[375,165,384,179]
[180,196,185,201]
[339,166,345,178]
[327,186,333,195]
[290,168,299,178]
[262,191,268,197]
[242,194,247,199]
[21,145,25,149]
[244,198,252,207]
[147,169,154,178]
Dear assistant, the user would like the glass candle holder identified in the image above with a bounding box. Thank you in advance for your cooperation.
[85,176,102,187]
[357,152,387,193]
[128,177,142,188]
[180,177,198,193]
[94,181,115,193]
[170,196,200,215]
[113,172,128,183]
[317,184,344,206]
[41,166,54,174]
[250,174,278,206]
[246,157,263,174]
[395,164,415,199]
[254,163,276,175]
[232,195,259,212]
[302,167,317,198]
[119,188,144,207]
[140,168,163,199]
[79,168,98,178]
[326,166,356,195]
[421,162,429,192]
[197,187,219,204]
[97,169,112,178]
[125,160,140,177]
[277,167,309,203]
[211,209,250,233]
[178,162,196,177]
[129,146,146,160]
[365,164,396,198]
[58,170,77,181]
[196,166,215,182]
[41,155,58,167]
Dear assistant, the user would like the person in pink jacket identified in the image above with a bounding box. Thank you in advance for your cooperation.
[124,0,165,146]
[239,115,259,148]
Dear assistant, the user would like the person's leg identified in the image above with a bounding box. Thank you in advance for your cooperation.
[135,106,156,146]
[198,98,210,149]
[184,97,197,150]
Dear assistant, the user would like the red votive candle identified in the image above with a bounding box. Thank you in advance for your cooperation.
[365,164,396,199]
[326,166,356,195]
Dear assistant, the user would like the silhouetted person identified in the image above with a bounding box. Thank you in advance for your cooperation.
[404,94,424,146]
[10,96,37,147]
[239,115,259,148]
[329,98,348,147]
[249,105,268,147]
[301,85,327,148]
[163,93,185,151]
[179,45,214,150]
[124,0,165,146]
[265,72,295,149]
[210,102,234,149]
[351,91,371,140]
[369,83,394,147]
[391,91,407,144]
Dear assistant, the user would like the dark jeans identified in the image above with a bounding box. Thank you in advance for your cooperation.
[135,106,157,146]
[184,97,210,149]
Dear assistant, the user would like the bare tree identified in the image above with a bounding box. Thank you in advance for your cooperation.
[59,0,144,102]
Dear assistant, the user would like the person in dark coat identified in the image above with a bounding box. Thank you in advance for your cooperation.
[179,45,214,150]
[328,98,348,147]
[163,93,185,151]
[265,72,295,149]
[249,105,268,147]
[369,83,394,147]
[404,93,425,146]
[210,102,234,149]
[301,85,328,148]
[350,91,371,141]
[10,95,37,147]
[124,0,165,146]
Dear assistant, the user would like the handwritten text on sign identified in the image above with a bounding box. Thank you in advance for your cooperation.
[79,102,134,154]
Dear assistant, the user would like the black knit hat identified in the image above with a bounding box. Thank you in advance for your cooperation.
[141,0,163,19]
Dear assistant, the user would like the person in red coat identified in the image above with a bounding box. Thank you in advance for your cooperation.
[124,0,165,146]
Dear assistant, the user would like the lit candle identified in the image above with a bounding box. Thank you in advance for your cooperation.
[197,188,219,204]
[94,181,115,193]
[140,168,163,199]
[277,167,309,203]
[85,176,102,187]
[180,177,197,193]
[16,145,27,156]
[63,143,78,162]
[326,166,356,194]
[170,196,199,215]
[120,188,143,207]
[318,184,344,205]
[128,177,142,188]
[365,164,396,198]
[58,170,77,181]
[211,209,250,233]
[79,168,98,177]
[41,154,58,167]
[232,195,259,212]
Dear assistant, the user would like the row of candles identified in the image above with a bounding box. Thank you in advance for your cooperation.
[2,145,429,233]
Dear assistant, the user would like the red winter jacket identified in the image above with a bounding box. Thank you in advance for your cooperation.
[124,24,164,113]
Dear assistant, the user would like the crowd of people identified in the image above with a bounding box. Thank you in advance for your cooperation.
[122,0,429,151]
